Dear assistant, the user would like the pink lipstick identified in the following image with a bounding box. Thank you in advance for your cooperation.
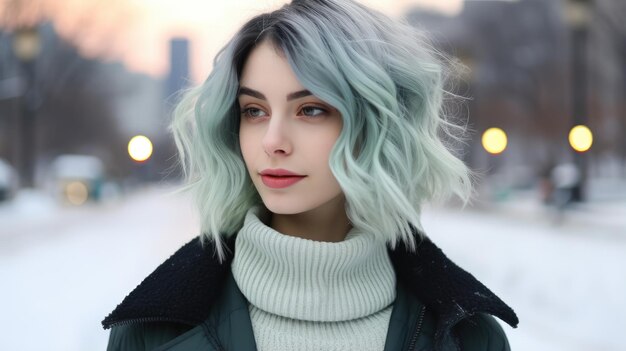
[260,169,306,189]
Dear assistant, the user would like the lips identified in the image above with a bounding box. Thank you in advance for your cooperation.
[259,169,306,189]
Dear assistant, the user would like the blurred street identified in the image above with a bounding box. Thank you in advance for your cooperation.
[0,186,198,351]
[0,186,624,351]
[1,1,626,349]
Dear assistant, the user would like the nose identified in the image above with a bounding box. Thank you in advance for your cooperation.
[262,116,292,156]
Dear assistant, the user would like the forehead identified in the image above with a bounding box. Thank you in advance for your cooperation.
[239,41,305,95]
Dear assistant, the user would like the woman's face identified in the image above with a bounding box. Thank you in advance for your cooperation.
[238,41,345,216]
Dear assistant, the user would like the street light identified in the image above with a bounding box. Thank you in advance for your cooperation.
[568,125,593,153]
[128,135,153,163]
[564,0,592,202]
[12,26,41,188]
[482,128,508,155]
[12,27,41,62]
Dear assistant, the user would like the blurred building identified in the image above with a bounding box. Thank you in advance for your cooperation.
[166,38,191,104]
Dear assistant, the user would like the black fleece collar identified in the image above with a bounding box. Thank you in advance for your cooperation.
[389,237,518,346]
[102,235,518,335]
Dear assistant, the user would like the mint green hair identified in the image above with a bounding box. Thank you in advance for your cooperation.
[171,0,472,260]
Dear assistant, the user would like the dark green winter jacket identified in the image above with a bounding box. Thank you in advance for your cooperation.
[103,236,518,351]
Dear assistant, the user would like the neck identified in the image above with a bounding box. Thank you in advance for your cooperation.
[269,195,351,242]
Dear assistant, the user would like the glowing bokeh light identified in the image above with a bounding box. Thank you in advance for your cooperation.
[481,128,508,155]
[128,135,153,162]
[65,181,89,205]
[569,125,593,152]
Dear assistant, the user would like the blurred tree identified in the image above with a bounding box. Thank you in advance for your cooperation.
[407,0,626,183]
[33,24,128,172]
[587,0,626,176]
[0,0,154,184]
[408,0,568,181]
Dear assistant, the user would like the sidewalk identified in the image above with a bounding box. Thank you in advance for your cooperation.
[473,190,626,238]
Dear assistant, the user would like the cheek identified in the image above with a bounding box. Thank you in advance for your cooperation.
[322,123,342,161]
[239,129,255,168]
[312,134,340,169]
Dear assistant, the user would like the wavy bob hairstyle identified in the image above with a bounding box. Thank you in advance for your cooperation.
[171,0,472,260]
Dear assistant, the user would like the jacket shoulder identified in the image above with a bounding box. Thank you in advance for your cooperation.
[454,313,511,351]
[106,322,192,351]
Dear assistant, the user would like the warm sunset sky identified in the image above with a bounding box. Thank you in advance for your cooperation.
[3,0,467,82]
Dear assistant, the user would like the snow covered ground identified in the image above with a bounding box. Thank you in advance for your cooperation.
[0,185,624,350]
[423,205,626,351]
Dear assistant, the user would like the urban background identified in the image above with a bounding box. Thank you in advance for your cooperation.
[1,0,625,350]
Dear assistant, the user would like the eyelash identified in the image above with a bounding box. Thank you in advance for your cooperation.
[240,105,329,119]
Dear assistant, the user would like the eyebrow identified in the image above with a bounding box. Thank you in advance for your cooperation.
[237,86,312,101]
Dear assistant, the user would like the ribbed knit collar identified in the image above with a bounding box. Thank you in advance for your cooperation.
[231,207,396,322]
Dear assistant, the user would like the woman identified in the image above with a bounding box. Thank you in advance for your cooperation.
[103,0,518,350]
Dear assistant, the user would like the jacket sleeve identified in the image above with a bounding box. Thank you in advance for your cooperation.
[454,313,511,351]
[107,323,192,351]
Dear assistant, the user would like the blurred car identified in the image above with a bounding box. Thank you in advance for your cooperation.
[0,158,18,202]
[49,154,105,205]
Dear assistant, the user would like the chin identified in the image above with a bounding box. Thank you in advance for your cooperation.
[262,201,307,215]
[259,195,317,215]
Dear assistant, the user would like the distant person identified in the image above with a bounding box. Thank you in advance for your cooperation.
[538,163,555,205]
[102,1,518,350]
[551,162,581,209]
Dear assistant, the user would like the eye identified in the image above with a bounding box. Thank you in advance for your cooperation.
[300,105,328,117]
[241,107,268,119]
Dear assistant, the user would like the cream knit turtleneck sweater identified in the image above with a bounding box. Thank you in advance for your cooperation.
[231,207,397,351]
